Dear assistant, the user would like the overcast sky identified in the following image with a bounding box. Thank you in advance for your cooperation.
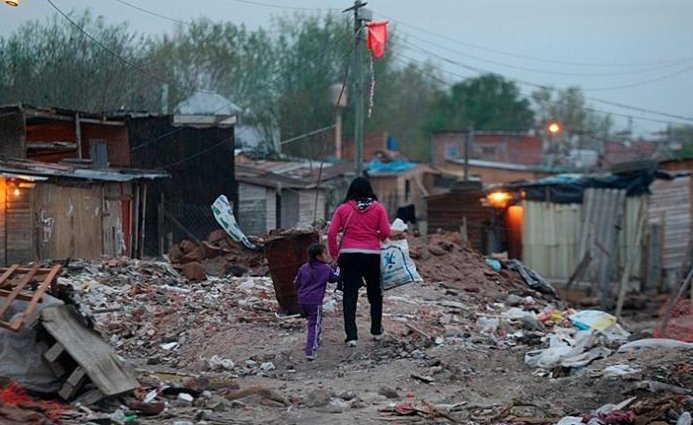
[1,0,692,135]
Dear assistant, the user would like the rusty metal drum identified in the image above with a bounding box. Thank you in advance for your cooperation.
[264,231,319,315]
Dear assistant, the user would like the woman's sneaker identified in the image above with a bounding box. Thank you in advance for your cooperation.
[346,340,357,347]
[372,332,385,341]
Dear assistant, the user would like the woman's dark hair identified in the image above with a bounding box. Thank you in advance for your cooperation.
[307,243,326,262]
[344,177,378,202]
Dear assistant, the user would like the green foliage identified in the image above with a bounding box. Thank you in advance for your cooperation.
[0,11,150,111]
[532,86,613,152]
[424,73,535,134]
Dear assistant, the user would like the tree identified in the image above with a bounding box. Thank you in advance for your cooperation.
[532,86,613,155]
[424,73,535,134]
[368,61,442,160]
[0,12,153,111]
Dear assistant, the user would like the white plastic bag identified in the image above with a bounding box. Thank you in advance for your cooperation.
[211,194,257,250]
[381,219,422,290]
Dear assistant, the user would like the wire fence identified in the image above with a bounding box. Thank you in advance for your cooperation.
[153,202,220,255]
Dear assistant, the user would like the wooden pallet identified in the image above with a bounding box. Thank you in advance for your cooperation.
[0,264,62,332]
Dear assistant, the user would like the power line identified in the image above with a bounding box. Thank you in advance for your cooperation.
[582,63,693,92]
[216,0,339,12]
[133,34,353,154]
[45,0,353,153]
[45,0,183,89]
[376,10,693,69]
[397,41,693,124]
[394,53,691,127]
[588,97,693,124]
[111,0,190,26]
[401,36,693,78]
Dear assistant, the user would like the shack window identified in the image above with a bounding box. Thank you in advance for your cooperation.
[445,144,459,159]
[90,139,109,167]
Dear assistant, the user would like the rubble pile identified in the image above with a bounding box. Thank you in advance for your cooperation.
[168,230,268,280]
[408,231,552,299]
[1,228,690,424]
[58,262,289,371]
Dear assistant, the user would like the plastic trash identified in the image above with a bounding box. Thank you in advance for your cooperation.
[618,338,693,353]
[556,416,584,425]
[212,194,258,250]
[677,412,691,425]
[484,258,502,272]
[476,317,499,334]
[603,364,641,377]
[569,310,616,332]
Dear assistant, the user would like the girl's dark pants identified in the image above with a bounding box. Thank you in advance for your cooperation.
[338,253,383,342]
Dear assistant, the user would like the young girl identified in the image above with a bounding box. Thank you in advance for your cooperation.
[293,243,340,360]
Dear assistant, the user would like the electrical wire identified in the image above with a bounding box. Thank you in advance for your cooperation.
[45,0,214,94]
[393,54,691,128]
[397,43,693,124]
[111,0,190,26]
[400,36,693,78]
[163,45,356,170]
[375,10,693,68]
[132,32,352,154]
[216,0,339,12]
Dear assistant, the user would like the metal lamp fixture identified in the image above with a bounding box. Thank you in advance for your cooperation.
[5,0,20,6]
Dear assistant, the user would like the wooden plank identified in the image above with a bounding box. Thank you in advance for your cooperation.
[44,342,67,378]
[41,305,139,397]
[8,265,61,332]
[0,265,39,324]
[0,264,19,287]
[58,366,88,400]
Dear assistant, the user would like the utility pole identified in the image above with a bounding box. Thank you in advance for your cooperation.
[349,0,369,177]
[464,127,474,181]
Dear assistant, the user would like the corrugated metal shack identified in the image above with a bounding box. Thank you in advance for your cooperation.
[0,158,167,265]
[504,171,660,284]
[235,161,351,236]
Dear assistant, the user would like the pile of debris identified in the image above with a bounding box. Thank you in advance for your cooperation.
[168,230,267,281]
[408,231,557,300]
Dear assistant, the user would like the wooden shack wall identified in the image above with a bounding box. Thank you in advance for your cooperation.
[648,176,691,274]
[425,191,489,251]
[6,182,34,265]
[35,183,104,260]
[127,116,236,254]
[0,107,26,158]
[0,179,5,264]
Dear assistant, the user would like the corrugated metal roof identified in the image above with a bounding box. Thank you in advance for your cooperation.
[0,159,168,183]
[176,92,241,116]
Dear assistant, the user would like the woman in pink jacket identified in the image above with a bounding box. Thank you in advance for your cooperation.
[327,177,391,346]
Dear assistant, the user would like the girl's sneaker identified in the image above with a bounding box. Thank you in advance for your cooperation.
[305,354,316,361]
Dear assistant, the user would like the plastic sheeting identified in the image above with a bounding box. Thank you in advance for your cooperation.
[509,170,656,204]
[0,295,64,394]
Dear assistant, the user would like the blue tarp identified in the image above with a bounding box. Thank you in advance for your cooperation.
[367,159,416,173]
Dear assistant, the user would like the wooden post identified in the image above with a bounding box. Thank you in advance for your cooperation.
[132,185,140,258]
[158,193,165,256]
[75,113,82,159]
[615,198,647,318]
[138,183,147,259]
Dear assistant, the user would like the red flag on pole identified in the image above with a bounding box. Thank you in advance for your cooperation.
[366,20,388,58]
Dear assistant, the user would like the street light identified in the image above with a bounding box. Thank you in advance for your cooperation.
[547,121,562,136]
[4,0,20,6]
